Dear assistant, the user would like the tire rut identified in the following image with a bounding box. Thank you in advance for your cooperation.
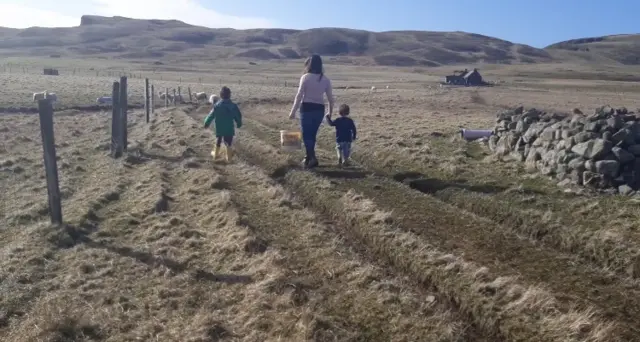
[171,106,492,341]
[235,113,640,339]
[249,112,640,280]
[180,108,618,342]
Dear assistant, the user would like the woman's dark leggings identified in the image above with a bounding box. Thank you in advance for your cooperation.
[216,136,233,147]
[299,110,324,160]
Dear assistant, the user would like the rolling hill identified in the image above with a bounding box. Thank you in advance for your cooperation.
[0,14,637,67]
[546,34,640,65]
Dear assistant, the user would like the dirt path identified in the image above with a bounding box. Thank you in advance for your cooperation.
[187,106,640,341]
[177,108,620,341]
[170,106,488,341]
[246,107,640,280]
[2,105,637,341]
[1,108,490,341]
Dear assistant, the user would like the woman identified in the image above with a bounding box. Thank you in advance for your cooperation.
[289,54,334,168]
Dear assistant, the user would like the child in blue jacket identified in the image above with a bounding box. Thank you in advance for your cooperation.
[325,104,357,166]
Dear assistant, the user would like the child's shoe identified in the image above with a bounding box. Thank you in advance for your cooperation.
[211,145,222,160]
[226,146,234,162]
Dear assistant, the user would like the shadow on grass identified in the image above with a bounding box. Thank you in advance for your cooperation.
[314,168,369,179]
[392,171,544,195]
[270,164,370,180]
[88,239,254,284]
[47,225,253,285]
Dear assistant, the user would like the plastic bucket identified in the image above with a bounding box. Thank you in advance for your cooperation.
[280,130,302,151]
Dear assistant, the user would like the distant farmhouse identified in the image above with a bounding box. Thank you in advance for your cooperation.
[444,68,483,86]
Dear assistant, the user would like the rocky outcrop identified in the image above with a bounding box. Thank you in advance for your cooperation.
[490,105,640,195]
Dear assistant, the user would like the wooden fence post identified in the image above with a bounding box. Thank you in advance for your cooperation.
[150,84,155,114]
[188,87,192,102]
[173,89,176,106]
[119,76,128,150]
[144,78,150,123]
[165,87,169,108]
[178,86,181,104]
[110,81,123,158]
[37,99,63,225]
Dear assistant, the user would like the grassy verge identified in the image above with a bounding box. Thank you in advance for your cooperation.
[211,112,616,342]
[248,112,640,279]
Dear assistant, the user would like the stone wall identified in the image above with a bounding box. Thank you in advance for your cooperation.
[489,106,640,195]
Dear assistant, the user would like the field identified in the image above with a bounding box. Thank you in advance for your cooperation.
[3,58,640,342]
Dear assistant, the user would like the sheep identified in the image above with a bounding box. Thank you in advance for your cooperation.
[158,92,174,102]
[96,96,112,105]
[385,85,390,89]
[209,94,219,104]
[193,92,208,104]
[370,86,377,93]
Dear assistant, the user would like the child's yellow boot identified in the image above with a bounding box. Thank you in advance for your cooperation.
[225,146,234,162]
[211,145,222,160]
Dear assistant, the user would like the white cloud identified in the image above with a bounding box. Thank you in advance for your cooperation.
[0,3,79,28]
[0,0,276,29]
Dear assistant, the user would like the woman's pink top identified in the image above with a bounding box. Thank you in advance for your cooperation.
[290,73,334,115]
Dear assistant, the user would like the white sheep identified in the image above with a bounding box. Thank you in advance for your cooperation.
[193,92,208,104]
[158,92,174,102]
[385,85,390,89]
[209,94,219,104]
[96,96,112,105]
[370,86,377,93]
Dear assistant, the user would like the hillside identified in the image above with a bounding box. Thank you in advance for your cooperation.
[0,15,555,67]
[546,34,640,65]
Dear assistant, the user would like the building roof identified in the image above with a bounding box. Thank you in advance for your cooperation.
[463,69,480,79]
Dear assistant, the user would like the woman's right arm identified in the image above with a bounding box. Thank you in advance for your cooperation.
[289,75,306,117]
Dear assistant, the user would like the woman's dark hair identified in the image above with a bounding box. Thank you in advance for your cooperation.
[304,54,323,80]
[220,86,231,100]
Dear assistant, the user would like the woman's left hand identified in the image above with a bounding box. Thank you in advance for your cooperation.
[288,112,296,120]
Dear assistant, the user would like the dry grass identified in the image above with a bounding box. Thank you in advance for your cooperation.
[3,59,640,341]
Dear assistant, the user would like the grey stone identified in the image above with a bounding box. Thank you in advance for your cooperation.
[595,160,620,178]
[585,159,597,172]
[557,178,573,188]
[570,139,613,160]
[525,149,541,172]
[555,164,568,179]
[510,151,525,162]
[584,121,600,132]
[611,147,635,164]
[569,170,583,185]
[539,128,556,142]
[568,158,586,172]
[618,184,634,196]
[617,107,629,115]
[573,131,597,143]
[627,144,640,156]
[515,120,529,134]
[611,128,631,145]
[607,116,624,131]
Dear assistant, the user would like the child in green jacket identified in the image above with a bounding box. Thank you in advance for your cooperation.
[203,86,242,162]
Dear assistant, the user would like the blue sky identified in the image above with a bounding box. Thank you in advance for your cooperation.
[1,0,639,47]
